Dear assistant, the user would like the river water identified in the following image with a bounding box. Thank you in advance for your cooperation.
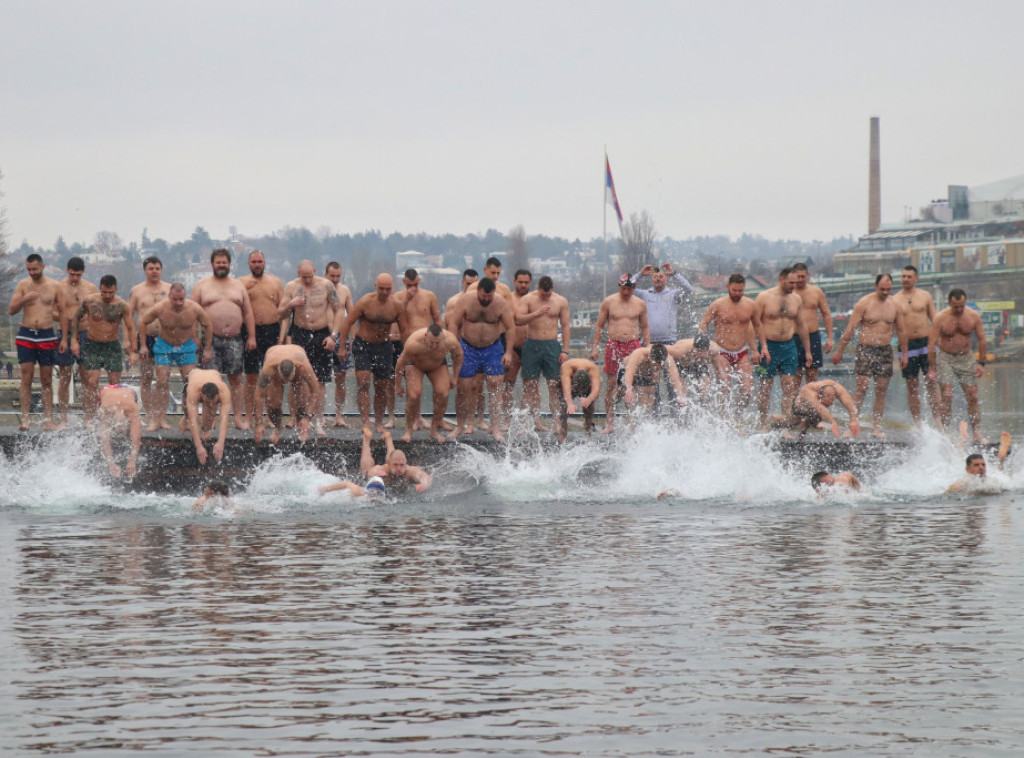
[1,367,1023,756]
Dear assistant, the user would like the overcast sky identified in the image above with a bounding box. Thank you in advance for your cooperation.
[3,0,1023,249]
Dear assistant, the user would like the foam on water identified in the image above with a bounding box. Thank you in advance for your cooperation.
[0,430,115,511]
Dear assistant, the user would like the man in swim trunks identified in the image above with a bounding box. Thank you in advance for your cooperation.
[503,268,533,419]
[96,384,142,479]
[791,262,834,385]
[444,269,485,435]
[620,343,686,413]
[770,378,860,440]
[55,256,98,427]
[140,283,214,431]
[927,288,987,443]
[392,268,444,432]
[698,273,765,414]
[667,335,727,404]
[515,275,571,432]
[395,324,463,443]
[127,256,171,423]
[190,248,258,430]
[832,273,908,439]
[558,357,602,442]
[324,261,355,427]
[253,345,319,445]
[8,253,61,431]
[70,275,138,422]
[753,268,812,431]
[279,259,343,435]
[239,250,285,428]
[891,264,938,431]
[338,273,410,433]
[446,277,515,442]
[360,428,432,493]
[591,274,650,433]
[180,368,232,464]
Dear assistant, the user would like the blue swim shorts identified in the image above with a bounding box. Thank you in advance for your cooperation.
[459,338,505,377]
[154,337,198,367]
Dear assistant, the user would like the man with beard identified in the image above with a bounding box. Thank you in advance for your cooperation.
[127,256,171,423]
[790,262,834,385]
[238,250,285,427]
[891,265,938,431]
[55,256,98,427]
[753,268,811,431]
[698,273,766,412]
[928,288,987,443]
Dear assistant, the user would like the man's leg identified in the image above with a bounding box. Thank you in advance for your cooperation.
[501,350,522,427]
[401,365,425,443]
[780,374,800,418]
[601,373,618,433]
[372,374,389,433]
[333,369,348,427]
[870,375,891,438]
[522,378,542,430]
[756,376,775,430]
[447,374,478,441]
[426,365,451,443]
[313,381,327,435]
[244,372,260,425]
[81,368,100,422]
[937,382,954,432]
[150,365,171,431]
[227,373,247,430]
[139,354,156,420]
[57,364,73,426]
[963,382,985,443]
[17,362,35,431]
[485,374,505,442]
[359,426,376,475]
[355,369,373,431]
[852,374,870,417]
[906,375,922,428]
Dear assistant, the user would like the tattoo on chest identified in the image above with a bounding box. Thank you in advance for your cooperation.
[90,302,125,322]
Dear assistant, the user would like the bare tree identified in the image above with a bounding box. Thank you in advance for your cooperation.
[0,169,16,302]
[506,224,530,274]
[93,230,124,256]
[620,210,657,274]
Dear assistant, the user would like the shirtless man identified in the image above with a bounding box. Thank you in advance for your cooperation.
[620,343,685,412]
[140,283,214,431]
[770,378,860,440]
[253,344,319,444]
[811,471,862,492]
[324,261,355,427]
[278,260,342,435]
[927,288,987,442]
[393,268,443,432]
[238,250,285,427]
[466,258,513,431]
[753,268,811,430]
[891,265,938,430]
[55,256,98,426]
[791,262,834,385]
[446,277,515,442]
[127,256,171,422]
[179,368,231,464]
[832,273,908,439]
[558,357,602,442]
[190,248,257,429]
[667,335,728,402]
[515,275,570,431]
[359,428,432,493]
[338,273,410,433]
[466,256,513,302]
[590,274,650,433]
[8,254,61,431]
[698,273,765,411]
[70,276,138,422]
[503,269,533,418]
[395,324,463,443]
[96,384,142,479]
[444,269,483,432]
[947,433,1012,492]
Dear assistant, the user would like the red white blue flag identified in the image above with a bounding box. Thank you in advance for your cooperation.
[605,153,624,236]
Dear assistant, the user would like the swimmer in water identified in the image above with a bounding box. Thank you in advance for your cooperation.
[811,470,862,492]
[191,479,232,512]
[947,432,1012,492]
[318,475,387,499]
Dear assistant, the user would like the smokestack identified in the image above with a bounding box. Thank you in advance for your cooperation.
[868,117,881,234]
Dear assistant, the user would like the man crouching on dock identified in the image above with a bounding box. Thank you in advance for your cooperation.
[770,379,860,440]
[180,368,231,465]
[97,385,142,478]
[253,345,319,444]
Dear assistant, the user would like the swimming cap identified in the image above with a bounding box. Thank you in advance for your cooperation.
[619,273,637,288]
[694,334,711,351]
[365,476,386,496]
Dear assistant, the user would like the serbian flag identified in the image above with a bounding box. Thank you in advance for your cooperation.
[605,153,624,236]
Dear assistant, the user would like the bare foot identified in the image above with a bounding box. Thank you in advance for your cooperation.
[439,419,455,431]
[269,428,282,444]
[959,421,969,446]
[285,419,295,429]
[781,431,797,441]
[534,421,548,432]
[446,425,466,442]
[374,422,385,434]
[314,422,327,437]
[400,431,413,443]
[600,424,614,435]
[18,419,29,432]
[429,429,444,444]
[491,428,505,443]
[42,421,59,432]
[465,424,475,434]
[871,427,887,440]
[235,421,251,431]
[973,433,990,445]
[362,426,373,440]
[384,419,395,430]
[333,418,349,428]
[145,423,161,433]
[159,421,174,431]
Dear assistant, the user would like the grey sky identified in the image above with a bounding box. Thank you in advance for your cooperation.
[3,0,1023,249]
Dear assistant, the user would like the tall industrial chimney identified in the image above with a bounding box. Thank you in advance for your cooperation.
[868,117,881,234]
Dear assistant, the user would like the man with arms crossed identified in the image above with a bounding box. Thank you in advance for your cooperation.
[698,273,765,413]
[324,261,355,427]
[191,248,257,429]
[278,260,342,435]
[180,368,232,465]
[590,274,650,434]
[831,273,908,439]
[238,250,285,428]
[927,288,987,443]
[338,273,410,434]
[395,324,463,443]
[70,276,138,422]
[253,344,319,445]
[446,277,515,442]
[891,265,938,431]
[55,256,98,427]
[140,283,213,431]
[127,256,171,423]
[515,275,571,432]
[8,254,61,431]
[791,262,834,385]
[753,268,811,431]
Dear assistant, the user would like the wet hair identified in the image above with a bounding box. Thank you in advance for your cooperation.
[948,288,967,302]
[538,275,553,292]
[463,268,478,279]
[478,277,496,294]
[404,268,418,281]
[571,369,591,398]
[514,269,532,280]
[278,360,296,380]
[143,256,162,269]
[169,283,186,294]
[427,323,443,337]
[779,267,793,280]
[811,471,830,491]
[201,382,220,399]
[485,256,502,269]
[211,248,231,264]
[792,262,809,272]
[206,479,230,497]
[66,257,85,272]
[903,264,918,275]
[100,274,117,289]
[965,453,984,467]
[650,344,668,364]
[325,261,341,273]
[875,273,893,286]
[728,273,745,285]
[26,253,43,265]
[693,334,711,351]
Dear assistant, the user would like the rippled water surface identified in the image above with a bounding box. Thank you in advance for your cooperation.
[2,422,1024,756]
